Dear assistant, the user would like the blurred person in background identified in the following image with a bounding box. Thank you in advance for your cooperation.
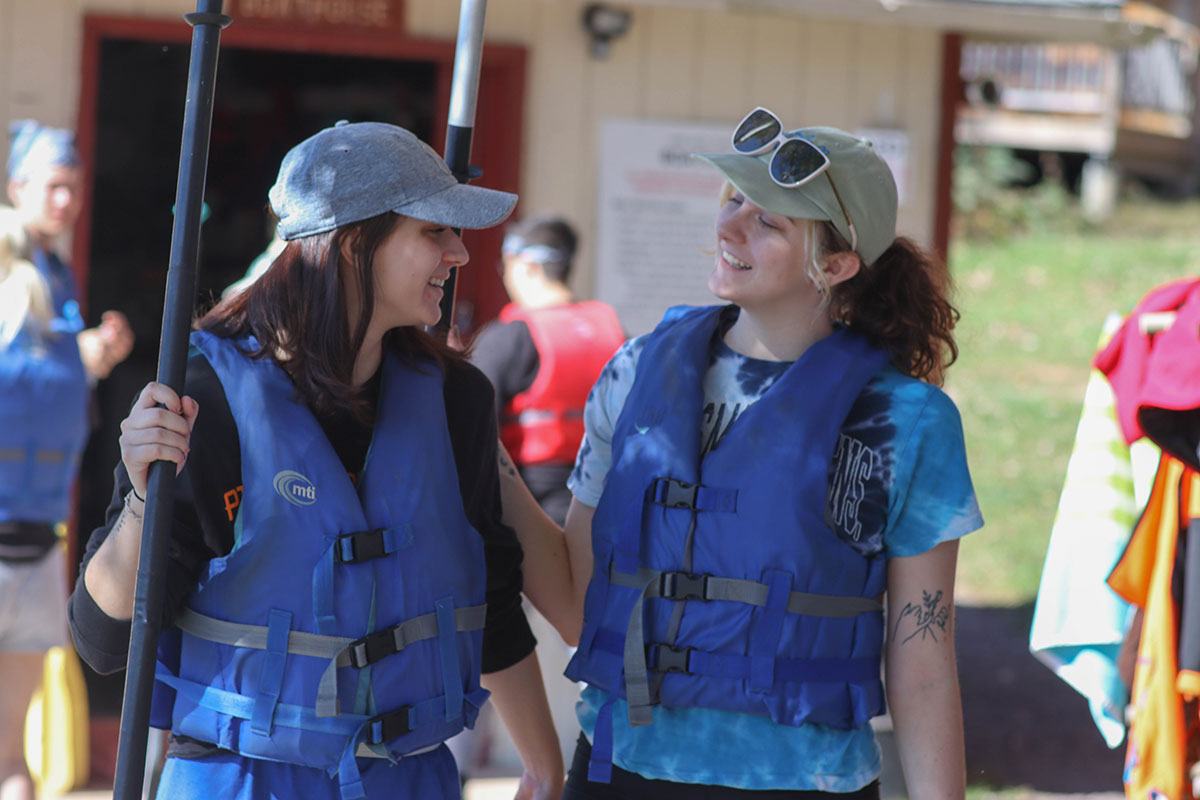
[0,121,132,800]
[471,215,624,525]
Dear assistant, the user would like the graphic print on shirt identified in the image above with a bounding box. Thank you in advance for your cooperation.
[827,433,876,543]
[826,383,895,556]
[699,339,788,457]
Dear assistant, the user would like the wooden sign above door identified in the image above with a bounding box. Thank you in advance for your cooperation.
[228,0,405,31]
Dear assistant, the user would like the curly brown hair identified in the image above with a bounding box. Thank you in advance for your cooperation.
[816,222,960,386]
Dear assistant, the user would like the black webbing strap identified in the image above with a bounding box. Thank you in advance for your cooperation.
[365,705,412,745]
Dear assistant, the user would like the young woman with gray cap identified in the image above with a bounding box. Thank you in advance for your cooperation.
[69,122,564,800]
[502,108,982,799]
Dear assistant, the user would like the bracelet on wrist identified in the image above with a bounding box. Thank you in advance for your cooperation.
[124,489,145,521]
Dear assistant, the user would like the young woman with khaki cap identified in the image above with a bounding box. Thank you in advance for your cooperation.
[505,108,982,799]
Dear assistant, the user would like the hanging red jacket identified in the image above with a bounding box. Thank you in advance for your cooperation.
[1094,276,1200,447]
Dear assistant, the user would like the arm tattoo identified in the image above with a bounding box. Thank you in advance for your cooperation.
[114,500,133,532]
[498,450,518,479]
[893,589,950,644]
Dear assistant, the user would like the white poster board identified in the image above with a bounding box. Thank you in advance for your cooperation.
[855,127,909,205]
[595,118,731,337]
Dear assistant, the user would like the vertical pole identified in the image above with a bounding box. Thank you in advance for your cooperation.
[112,4,230,798]
[935,32,963,265]
[437,0,489,332]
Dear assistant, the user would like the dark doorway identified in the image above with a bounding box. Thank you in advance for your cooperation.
[77,37,438,717]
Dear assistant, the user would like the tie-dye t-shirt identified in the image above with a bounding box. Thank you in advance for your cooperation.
[567,315,983,792]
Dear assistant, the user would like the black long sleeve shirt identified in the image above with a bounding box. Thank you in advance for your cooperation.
[69,349,535,681]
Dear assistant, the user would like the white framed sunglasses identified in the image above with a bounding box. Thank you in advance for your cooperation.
[731,107,858,253]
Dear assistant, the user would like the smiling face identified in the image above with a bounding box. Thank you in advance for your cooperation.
[709,191,822,315]
[7,164,83,244]
[367,214,469,332]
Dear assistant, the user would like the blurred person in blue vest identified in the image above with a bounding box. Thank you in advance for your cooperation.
[471,215,624,526]
[0,121,132,800]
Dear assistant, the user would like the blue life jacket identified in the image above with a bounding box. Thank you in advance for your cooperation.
[564,305,890,782]
[152,331,488,800]
[0,247,87,524]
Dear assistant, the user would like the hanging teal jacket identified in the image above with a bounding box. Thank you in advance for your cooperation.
[152,331,488,800]
[565,305,889,782]
[0,247,87,524]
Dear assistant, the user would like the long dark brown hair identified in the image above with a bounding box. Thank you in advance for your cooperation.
[198,211,467,422]
[817,221,960,386]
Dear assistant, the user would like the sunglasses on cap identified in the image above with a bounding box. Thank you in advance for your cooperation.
[731,107,858,253]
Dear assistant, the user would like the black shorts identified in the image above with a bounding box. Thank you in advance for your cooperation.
[562,733,882,800]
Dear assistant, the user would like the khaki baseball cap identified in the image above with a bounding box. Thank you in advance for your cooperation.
[695,125,898,265]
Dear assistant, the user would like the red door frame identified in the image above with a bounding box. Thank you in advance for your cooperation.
[935,32,963,265]
[74,13,526,325]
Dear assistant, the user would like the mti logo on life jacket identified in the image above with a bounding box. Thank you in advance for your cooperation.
[273,470,317,506]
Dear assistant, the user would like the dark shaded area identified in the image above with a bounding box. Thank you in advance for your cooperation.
[956,603,1125,794]
[75,36,436,718]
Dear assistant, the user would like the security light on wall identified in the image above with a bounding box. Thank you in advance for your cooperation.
[582,3,632,60]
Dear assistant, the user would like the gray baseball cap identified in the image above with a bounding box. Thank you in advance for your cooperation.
[269,121,517,240]
[695,125,898,265]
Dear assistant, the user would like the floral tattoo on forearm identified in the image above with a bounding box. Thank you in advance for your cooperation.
[893,589,950,644]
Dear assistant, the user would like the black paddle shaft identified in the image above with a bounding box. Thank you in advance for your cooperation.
[112,4,230,798]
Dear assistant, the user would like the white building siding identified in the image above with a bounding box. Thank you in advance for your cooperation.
[1,0,942,297]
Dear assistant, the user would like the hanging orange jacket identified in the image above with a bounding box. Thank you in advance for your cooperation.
[1109,455,1200,800]
[499,301,625,466]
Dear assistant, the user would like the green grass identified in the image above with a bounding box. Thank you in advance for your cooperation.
[947,199,1200,605]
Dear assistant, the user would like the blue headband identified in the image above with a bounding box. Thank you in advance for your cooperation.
[7,120,80,181]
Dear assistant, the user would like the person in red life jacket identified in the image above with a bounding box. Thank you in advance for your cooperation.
[67,122,563,800]
[1,121,133,800]
[500,110,983,800]
[471,215,624,525]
